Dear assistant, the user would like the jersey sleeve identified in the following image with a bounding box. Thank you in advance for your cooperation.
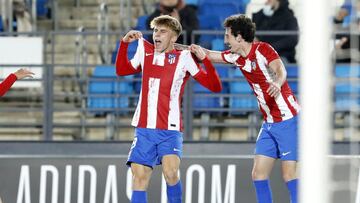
[183,51,201,76]
[0,73,17,97]
[257,42,280,64]
[130,38,144,69]
[115,38,143,76]
[221,50,239,64]
[182,51,222,92]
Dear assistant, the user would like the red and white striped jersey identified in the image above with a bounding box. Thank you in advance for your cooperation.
[116,38,222,131]
[222,42,300,123]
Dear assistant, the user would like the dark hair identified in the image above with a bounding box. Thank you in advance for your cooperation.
[223,14,256,43]
[150,15,183,36]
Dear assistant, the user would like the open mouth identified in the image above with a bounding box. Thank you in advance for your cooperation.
[154,39,161,47]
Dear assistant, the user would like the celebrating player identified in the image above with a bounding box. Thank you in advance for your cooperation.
[115,15,222,203]
[0,69,34,97]
[182,14,300,203]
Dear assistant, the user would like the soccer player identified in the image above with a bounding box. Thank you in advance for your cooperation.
[188,14,300,203]
[0,69,34,97]
[115,15,222,203]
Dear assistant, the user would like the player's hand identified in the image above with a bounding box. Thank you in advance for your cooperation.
[266,81,281,98]
[122,30,142,43]
[13,69,34,80]
[189,44,206,60]
[335,37,348,49]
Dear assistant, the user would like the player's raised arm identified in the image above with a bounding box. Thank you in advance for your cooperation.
[115,30,143,76]
[203,48,227,64]
[0,69,34,97]
[188,44,222,92]
[174,43,226,64]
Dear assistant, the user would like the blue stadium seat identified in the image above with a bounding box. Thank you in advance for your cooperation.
[335,97,360,111]
[199,2,239,21]
[228,66,258,111]
[37,0,49,17]
[198,14,222,30]
[198,0,247,13]
[230,97,258,110]
[111,40,138,64]
[192,81,222,109]
[88,66,134,112]
[286,64,298,78]
[335,82,360,94]
[134,15,148,30]
[0,15,3,32]
[211,39,225,51]
[88,98,114,109]
[288,81,298,94]
[198,15,223,48]
[335,64,360,78]
[186,0,199,5]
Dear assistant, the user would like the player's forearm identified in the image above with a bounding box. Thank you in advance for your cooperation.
[115,40,139,76]
[204,49,227,64]
[0,74,17,97]
[198,57,223,92]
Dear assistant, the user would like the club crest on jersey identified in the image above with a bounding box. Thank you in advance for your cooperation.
[168,54,176,64]
[251,61,257,70]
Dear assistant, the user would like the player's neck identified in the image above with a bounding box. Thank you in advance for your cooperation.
[155,44,175,54]
[238,42,253,58]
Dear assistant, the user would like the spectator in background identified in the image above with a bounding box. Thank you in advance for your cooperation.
[146,0,199,44]
[252,0,299,63]
[333,3,351,29]
[13,0,32,32]
[334,2,360,63]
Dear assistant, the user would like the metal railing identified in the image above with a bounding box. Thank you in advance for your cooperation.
[0,30,358,141]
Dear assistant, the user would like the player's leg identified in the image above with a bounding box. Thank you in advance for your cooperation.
[131,163,153,203]
[282,161,298,203]
[158,129,183,203]
[162,155,182,203]
[252,124,279,203]
[126,128,157,203]
[252,155,276,203]
[272,116,299,203]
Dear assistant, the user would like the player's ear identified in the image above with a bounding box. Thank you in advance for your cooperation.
[236,34,242,43]
[171,34,178,43]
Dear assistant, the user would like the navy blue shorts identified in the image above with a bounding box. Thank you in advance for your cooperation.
[255,116,298,161]
[126,127,183,168]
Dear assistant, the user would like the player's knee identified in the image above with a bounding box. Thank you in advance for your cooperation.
[132,171,151,188]
[163,167,179,184]
[251,168,269,180]
[282,171,297,182]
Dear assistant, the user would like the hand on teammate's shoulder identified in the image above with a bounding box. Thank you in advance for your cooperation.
[189,44,206,60]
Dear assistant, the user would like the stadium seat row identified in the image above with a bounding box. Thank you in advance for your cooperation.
[88,63,360,113]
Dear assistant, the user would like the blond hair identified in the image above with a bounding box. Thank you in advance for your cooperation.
[150,15,182,36]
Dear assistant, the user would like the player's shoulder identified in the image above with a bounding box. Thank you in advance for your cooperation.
[177,49,193,59]
[142,38,154,50]
[256,41,275,51]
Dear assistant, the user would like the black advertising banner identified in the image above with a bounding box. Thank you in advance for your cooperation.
[0,156,290,203]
